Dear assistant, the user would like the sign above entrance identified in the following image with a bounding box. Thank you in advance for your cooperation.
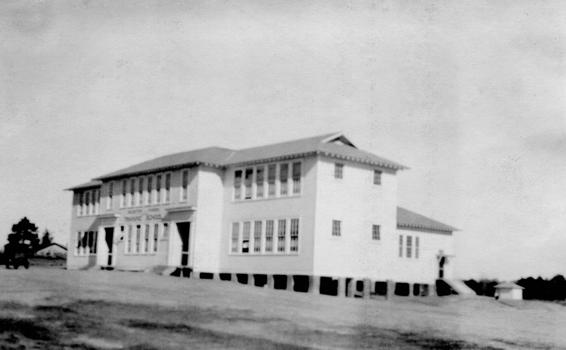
[123,208,165,222]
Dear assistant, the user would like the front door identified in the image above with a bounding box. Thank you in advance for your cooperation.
[176,222,191,266]
[104,227,114,266]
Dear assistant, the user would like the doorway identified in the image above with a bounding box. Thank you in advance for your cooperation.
[104,227,114,266]
[176,222,191,266]
[438,255,446,279]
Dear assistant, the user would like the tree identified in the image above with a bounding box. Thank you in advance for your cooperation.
[40,229,53,249]
[7,217,40,251]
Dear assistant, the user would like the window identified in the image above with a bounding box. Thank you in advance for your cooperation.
[181,170,189,201]
[244,168,253,200]
[153,223,159,253]
[78,192,83,216]
[138,178,144,206]
[156,175,162,203]
[165,173,171,202]
[332,220,341,237]
[121,180,127,207]
[372,225,380,240]
[292,162,301,194]
[399,235,403,257]
[279,163,289,196]
[94,189,100,214]
[253,221,262,253]
[406,235,412,258]
[268,164,276,197]
[107,182,113,210]
[242,221,250,253]
[129,178,135,207]
[256,166,264,198]
[147,176,153,205]
[277,219,286,252]
[135,225,141,253]
[234,170,242,200]
[231,222,239,253]
[76,231,82,253]
[144,224,150,253]
[373,169,382,185]
[290,218,299,252]
[415,237,420,259]
[334,163,343,179]
[265,220,274,252]
[85,191,91,215]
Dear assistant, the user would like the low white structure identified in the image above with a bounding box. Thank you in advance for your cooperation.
[494,282,524,300]
[35,243,67,259]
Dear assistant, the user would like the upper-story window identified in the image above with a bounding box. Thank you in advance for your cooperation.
[256,166,265,198]
[137,177,144,206]
[147,176,153,205]
[244,168,253,199]
[94,189,100,214]
[334,163,344,179]
[373,169,382,185]
[332,220,341,237]
[233,161,302,201]
[267,164,276,197]
[107,182,113,210]
[85,191,91,215]
[181,170,189,201]
[121,180,127,208]
[165,173,171,203]
[234,170,242,200]
[77,192,83,216]
[129,178,135,207]
[156,174,162,203]
[372,225,381,241]
[279,163,289,196]
[292,162,301,195]
[231,222,239,253]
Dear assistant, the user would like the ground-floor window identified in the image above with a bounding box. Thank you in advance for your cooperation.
[229,218,299,255]
[75,231,97,255]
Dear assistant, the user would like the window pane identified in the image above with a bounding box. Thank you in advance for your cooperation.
[268,164,276,197]
[244,168,253,200]
[373,169,382,185]
[279,163,288,196]
[165,174,171,202]
[292,162,301,194]
[332,220,341,236]
[372,225,380,240]
[253,221,262,253]
[277,219,286,252]
[399,235,403,257]
[406,235,412,258]
[234,170,242,200]
[334,163,343,179]
[256,166,264,198]
[242,222,250,253]
[144,224,150,253]
[127,226,133,253]
[231,222,240,253]
[415,237,420,259]
[138,178,144,206]
[156,175,162,203]
[265,220,274,252]
[182,170,189,200]
[129,179,135,206]
[290,219,299,252]
[135,225,141,253]
[147,176,153,204]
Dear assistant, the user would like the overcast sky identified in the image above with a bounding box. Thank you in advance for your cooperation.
[1,0,565,280]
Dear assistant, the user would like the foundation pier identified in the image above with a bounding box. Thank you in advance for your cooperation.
[347,278,356,297]
[363,279,371,299]
[309,275,320,294]
[337,277,346,297]
[386,280,395,299]
[286,275,294,291]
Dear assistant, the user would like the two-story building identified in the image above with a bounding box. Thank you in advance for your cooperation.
[66,132,459,297]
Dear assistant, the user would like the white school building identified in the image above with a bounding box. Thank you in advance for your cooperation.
[66,133,463,297]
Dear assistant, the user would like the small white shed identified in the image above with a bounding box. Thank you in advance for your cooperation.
[494,282,524,300]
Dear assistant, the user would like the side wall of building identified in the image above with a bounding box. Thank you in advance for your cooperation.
[312,156,398,280]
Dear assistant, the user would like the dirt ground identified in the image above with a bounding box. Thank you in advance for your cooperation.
[0,267,564,349]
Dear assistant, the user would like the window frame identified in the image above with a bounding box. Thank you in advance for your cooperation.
[334,163,344,179]
[332,220,342,237]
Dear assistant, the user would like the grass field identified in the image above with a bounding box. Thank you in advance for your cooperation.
[0,267,564,349]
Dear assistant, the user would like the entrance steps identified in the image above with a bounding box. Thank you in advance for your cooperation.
[439,279,477,296]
